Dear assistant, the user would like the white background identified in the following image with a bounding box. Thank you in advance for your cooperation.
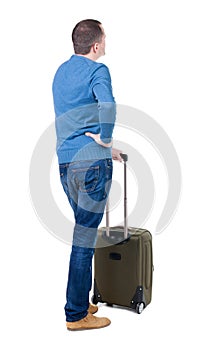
[1,0,211,349]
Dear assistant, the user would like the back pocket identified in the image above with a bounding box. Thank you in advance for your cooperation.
[73,166,100,193]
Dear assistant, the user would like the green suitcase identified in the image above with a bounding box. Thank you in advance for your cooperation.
[92,154,153,314]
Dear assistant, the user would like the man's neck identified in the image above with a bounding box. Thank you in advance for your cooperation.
[75,52,100,62]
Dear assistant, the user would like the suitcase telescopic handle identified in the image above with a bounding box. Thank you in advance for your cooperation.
[106,153,128,240]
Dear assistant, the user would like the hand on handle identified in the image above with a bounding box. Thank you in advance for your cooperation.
[112,148,124,162]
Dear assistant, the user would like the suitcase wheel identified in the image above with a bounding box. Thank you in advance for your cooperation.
[136,302,145,314]
[107,303,113,307]
[91,295,98,305]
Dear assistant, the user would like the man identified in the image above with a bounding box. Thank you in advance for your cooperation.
[52,19,121,331]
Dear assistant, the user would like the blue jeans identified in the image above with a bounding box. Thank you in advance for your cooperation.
[59,158,113,322]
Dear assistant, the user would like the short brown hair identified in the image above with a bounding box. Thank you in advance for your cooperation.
[72,19,103,55]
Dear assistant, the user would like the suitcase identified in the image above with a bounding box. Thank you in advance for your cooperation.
[92,154,153,314]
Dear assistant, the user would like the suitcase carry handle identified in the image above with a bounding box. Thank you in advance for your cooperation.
[106,153,128,240]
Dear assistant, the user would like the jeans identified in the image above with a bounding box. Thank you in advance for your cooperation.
[59,158,113,322]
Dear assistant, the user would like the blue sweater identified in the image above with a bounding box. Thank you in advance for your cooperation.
[52,55,116,164]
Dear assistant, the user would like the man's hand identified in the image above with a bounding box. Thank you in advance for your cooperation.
[85,132,112,148]
[85,133,123,161]
[112,148,123,162]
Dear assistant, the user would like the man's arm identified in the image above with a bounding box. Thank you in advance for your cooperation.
[86,65,116,146]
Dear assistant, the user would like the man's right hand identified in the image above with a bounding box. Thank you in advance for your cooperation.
[112,148,123,162]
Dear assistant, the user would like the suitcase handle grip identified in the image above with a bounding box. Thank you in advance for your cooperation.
[106,153,128,239]
[120,153,128,162]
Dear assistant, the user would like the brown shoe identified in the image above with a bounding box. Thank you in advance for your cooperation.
[88,303,98,314]
[66,313,111,331]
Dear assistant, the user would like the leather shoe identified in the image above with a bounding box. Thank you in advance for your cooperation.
[66,313,111,331]
[88,303,98,314]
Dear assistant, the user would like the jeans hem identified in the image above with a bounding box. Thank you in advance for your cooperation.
[66,311,88,323]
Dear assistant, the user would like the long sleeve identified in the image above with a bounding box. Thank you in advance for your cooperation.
[91,65,116,143]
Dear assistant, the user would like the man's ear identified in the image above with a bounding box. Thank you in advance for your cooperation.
[93,43,99,53]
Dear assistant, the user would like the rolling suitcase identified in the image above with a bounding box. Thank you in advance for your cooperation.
[92,154,153,314]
